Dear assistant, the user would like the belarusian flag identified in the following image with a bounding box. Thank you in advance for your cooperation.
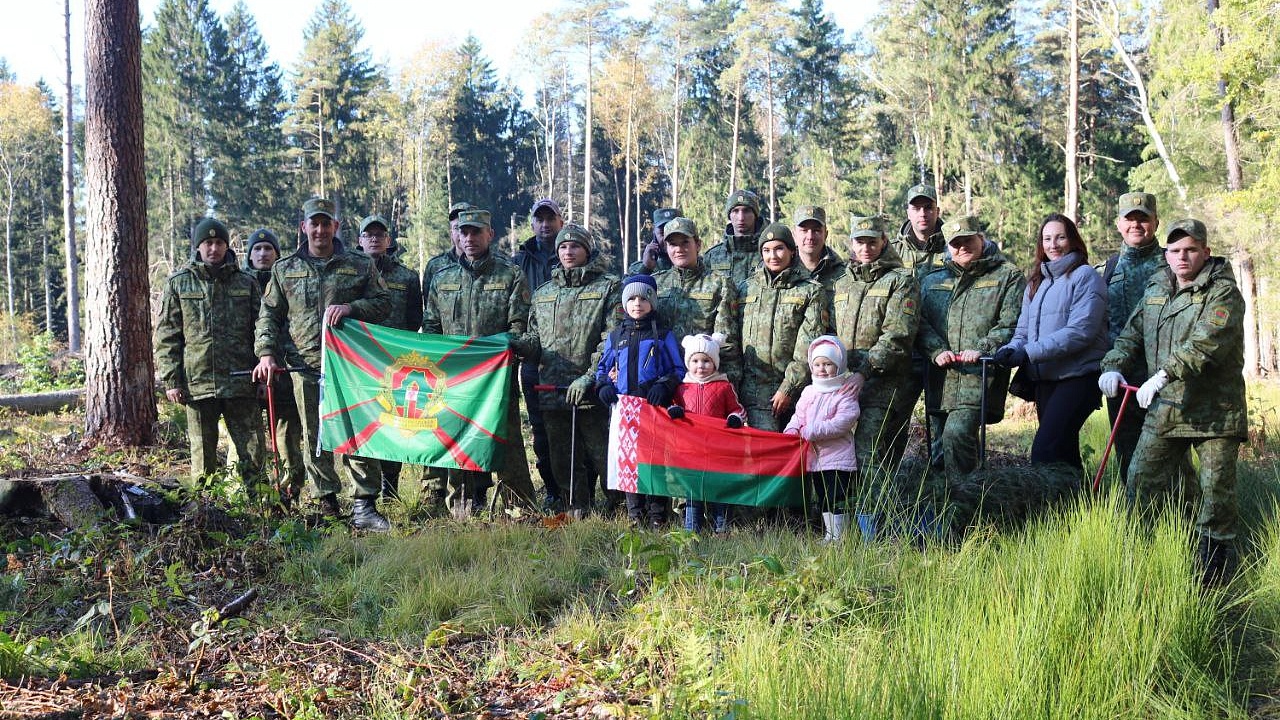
[607,395,807,507]
[319,322,513,471]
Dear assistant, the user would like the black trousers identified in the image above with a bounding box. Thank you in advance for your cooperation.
[1031,373,1101,469]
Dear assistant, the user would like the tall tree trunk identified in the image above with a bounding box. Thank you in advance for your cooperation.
[621,49,636,267]
[729,77,741,191]
[1064,0,1080,220]
[83,0,156,446]
[582,32,594,229]
[43,197,53,333]
[62,0,81,351]
[671,45,681,206]
[765,55,776,222]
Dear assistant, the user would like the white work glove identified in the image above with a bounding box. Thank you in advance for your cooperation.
[1136,369,1169,409]
[1098,371,1126,398]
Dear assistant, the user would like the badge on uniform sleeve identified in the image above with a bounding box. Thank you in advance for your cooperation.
[903,298,916,316]
[1208,305,1229,328]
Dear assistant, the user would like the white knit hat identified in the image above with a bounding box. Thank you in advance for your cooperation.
[681,332,726,370]
[807,335,847,374]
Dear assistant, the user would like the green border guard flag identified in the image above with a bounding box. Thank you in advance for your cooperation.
[320,322,514,471]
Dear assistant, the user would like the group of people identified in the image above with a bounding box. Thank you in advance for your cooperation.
[154,184,1247,583]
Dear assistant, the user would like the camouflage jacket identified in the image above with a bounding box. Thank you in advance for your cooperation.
[917,242,1025,414]
[704,218,764,287]
[1101,257,1247,439]
[528,254,621,411]
[831,248,920,407]
[891,219,946,281]
[738,263,832,407]
[653,260,743,386]
[156,251,260,400]
[254,238,391,369]
[421,248,458,297]
[422,252,534,357]
[801,245,846,290]
[1100,240,1166,346]
[369,250,423,332]
[626,252,672,277]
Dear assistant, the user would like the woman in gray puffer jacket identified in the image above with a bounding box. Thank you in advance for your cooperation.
[993,213,1108,470]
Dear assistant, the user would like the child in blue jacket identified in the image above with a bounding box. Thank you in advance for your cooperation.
[596,274,686,527]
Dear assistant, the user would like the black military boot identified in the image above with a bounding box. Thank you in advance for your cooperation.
[380,477,400,502]
[1197,535,1237,588]
[352,497,391,532]
[315,493,341,518]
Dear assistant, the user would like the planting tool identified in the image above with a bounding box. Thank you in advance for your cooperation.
[1092,382,1138,493]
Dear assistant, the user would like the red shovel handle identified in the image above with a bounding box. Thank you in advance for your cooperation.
[1092,383,1140,493]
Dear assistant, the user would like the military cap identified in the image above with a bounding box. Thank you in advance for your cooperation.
[302,197,336,220]
[942,216,983,243]
[724,189,761,218]
[1164,218,1208,245]
[531,198,563,218]
[663,217,699,241]
[757,222,796,252]
[247,227,280,254]
[555,223,593,251]
[653,207,683,229]
[848,215,888,240]
[192,217,229,245]
[359,214,389,235]
[793,205,827,227]
[448,201,474,221]
[1116,191,1158,220]
[457,209,492,230]
[906,184,938,204]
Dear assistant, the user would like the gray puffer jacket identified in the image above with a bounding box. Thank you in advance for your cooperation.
[1006,251,1108,382]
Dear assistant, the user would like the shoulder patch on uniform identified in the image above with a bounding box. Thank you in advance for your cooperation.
[1207,305,1230,327]
[436,283,461,292]
[902,298,917,315]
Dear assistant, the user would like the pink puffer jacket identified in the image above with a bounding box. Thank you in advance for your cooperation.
[784,384,860,472]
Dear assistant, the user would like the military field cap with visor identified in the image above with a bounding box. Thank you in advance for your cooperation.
[456,209,492,230]
[1164,218,1208,245]
[555,223,593,251]
[653,207,682,229]
[663,217,699,241]
[302,197,336,220]
[757,222,797,252]
[359,214,389,235]
[793,205,827,227]
[848,215,888,240]
[942,216,983,244]
[724,189,761,217]
[530,198,562,218]
[1116,191,1158,220]
[193,217,230,246]
[448,201,474,221]
[906,184,938,204]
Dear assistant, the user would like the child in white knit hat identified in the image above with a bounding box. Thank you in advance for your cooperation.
[784,335,860,542]
[668,332,746,533]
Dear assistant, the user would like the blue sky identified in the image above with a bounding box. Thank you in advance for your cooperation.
[2,0,874,102]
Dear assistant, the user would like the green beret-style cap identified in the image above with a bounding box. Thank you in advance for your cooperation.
[942,216,983,243]
[1116,191,1158,220]
[793,205,827,227]
[1164,218,1208,245]
[457,209,491,230]
[848,215,888,240]
[193,217,229,245]
[662,217,699,241]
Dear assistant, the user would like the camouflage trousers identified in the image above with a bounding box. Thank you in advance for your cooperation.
[1128,432,1240,541]
[931,408,982,478]
[293,373,382,500]
[854,400,914,482]
[542,406,610,512]
[745,405,791,433]
[447,386,537,513]
[186,397,262,488]
[1106,395,1195,492]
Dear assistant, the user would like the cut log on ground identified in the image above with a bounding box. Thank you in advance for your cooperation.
[0,389,84,414]
[0,472,178,526]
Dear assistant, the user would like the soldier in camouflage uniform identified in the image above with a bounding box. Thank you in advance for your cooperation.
[793,206,844,289]
[527,224,621,518]
[1098,192,1174,483]
[513,199,566,510]
[252,197,393,531]
[652,217,743,386]
[916,216,1024,477]
[889,185,947,445]
[423,209,538,517]
[628,207,681,276]
[705,189,765,287]
[738,222,832,431]
[1099,219,1247,585]
[242,228,305,502]
[355,214,424,501]
[156,217,264,489]
[832,215,920,477]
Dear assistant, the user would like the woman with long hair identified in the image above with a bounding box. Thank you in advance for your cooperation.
[992,213,1109,470]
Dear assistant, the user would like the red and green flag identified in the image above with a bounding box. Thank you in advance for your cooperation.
[320,322,513,471]
[607,395,807,507]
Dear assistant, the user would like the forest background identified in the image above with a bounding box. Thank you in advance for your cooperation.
[1,0,1278,375]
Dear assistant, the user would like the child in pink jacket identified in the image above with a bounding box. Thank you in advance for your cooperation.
[784,335,860,542]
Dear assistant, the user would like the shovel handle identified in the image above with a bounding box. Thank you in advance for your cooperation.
[231,366,312,377]
[1092,383,1140,493]
[533,384,568,392]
